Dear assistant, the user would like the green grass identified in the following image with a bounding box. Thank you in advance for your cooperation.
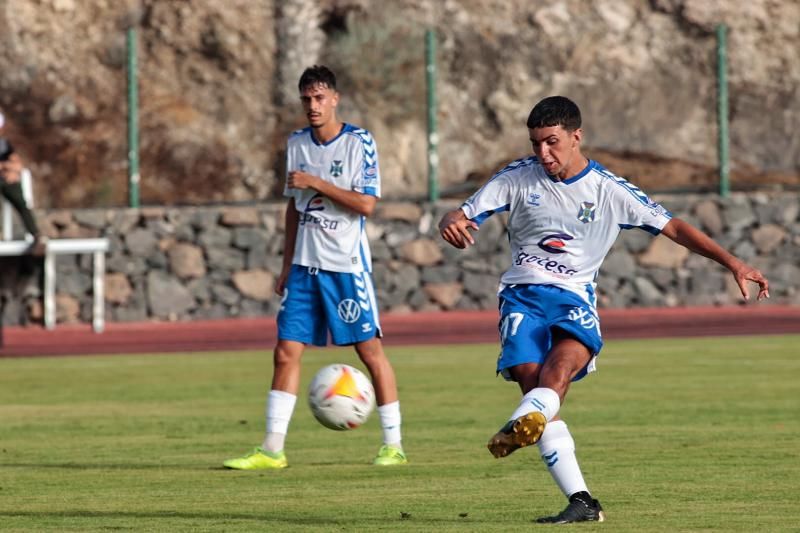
[1,335,799,532]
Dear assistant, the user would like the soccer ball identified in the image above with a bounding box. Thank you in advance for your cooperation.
[308,364,375,431]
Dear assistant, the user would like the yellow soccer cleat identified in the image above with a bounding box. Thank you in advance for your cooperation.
[487,411,546,458]
[223,447,288,470]
[373,445,408,466]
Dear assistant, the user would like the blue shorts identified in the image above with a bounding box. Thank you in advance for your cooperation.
[277,265,382,347]
[497,284,603,382]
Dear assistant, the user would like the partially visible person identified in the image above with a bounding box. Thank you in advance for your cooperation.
[223,65,407,469]
[438,95,769,524]
[0,111,46,255]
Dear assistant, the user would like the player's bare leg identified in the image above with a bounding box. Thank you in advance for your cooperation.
[355,337,407,465]
[536,334,591,400]
[271,339,305,394]
[222,339,305,470]
[488,334,591,458]
[354,337,397,405]
[488,362,546,457]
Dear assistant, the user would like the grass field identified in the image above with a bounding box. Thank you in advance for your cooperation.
[1,335,799,532]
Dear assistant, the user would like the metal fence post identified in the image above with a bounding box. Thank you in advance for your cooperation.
[425,29,439,203]
[716,24,730,198]
[127,27,140,208]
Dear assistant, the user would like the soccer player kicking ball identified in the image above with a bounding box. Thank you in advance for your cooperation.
[224,65,407,470]
[438,96,769,523]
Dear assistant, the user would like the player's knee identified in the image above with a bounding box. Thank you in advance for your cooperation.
[355,339,385,366]
[273,344,302,367]
[538,359,576,392]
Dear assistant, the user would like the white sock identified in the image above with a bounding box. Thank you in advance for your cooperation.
[536,420,589,497]
[509,387,560,422]
[377,401,402,448]
[261,390,297,453]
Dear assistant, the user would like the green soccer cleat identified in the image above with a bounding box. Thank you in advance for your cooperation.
[223,447,288,470]
[487,411,546,458]
[373,445,408,466]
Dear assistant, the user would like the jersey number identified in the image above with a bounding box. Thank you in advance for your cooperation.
[500,312,524,344]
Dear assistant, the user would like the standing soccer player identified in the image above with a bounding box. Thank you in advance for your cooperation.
[438,96,769,523]
[224,65,407,469]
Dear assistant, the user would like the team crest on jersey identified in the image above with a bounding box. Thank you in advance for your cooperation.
[577,201,596,223]
[330,160,344,177]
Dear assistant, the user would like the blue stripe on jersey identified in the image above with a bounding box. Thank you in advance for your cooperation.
[343,125,378,183]
[363,186,377,196]
[472,204,510,226]
[359,216,369,271]
[493,156,538,179]
[469,157,539,195]
[584,283,597,308]
[289,127,309,139]
[594,162,659,207]
[619,223,663,235]
[461,157,535,223]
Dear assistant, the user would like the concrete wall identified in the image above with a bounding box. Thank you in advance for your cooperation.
[1,192,798,327]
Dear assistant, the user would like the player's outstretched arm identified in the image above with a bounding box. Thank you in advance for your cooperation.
[661,217,770,301]
[438,208,479,249]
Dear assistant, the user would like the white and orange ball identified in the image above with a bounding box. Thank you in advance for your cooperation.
[308,364,375,430]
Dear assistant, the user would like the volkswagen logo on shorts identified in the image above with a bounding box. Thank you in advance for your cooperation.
[337,299,362,323]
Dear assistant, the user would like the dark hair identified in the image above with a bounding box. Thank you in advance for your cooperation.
[298,65,337,92]
[526,96,581,131]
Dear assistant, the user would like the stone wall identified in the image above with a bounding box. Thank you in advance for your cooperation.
[1,192,798,326]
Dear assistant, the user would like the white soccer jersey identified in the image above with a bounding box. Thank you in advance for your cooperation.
[461,157,673,306]
[284,123,380,273]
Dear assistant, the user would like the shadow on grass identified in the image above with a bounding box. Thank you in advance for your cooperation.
[0,509,504,526]
[0,463,218,470]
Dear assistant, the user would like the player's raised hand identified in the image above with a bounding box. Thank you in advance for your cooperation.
[732,262,770,301]
[438,209,479,249]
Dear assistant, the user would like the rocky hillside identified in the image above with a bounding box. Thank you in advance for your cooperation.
[0,0,797,208]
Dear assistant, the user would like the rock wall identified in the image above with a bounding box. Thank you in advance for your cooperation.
[2,193,798,327]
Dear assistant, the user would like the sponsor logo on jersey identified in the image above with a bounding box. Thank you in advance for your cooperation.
[306,194,325,212]
[577,201,596,223]
[300,193,339,229]
[337,298,362,323]
[514,248,578,277]
[527,193,541,207]
[537,233,573,254]
[330,160,344,177]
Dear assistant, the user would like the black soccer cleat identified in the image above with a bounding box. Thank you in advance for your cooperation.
[535,491,605,524]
